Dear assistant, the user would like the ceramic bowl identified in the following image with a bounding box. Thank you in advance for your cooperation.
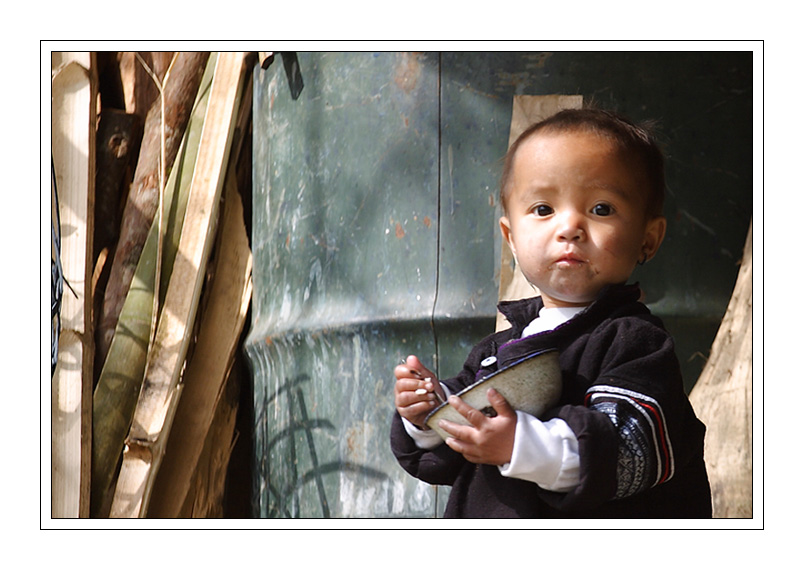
[424,349,561,441]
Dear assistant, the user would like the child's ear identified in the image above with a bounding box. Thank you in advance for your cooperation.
[500,216,516,256]
[642,215,667,262]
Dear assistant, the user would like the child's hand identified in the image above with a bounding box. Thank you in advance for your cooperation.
[394,355,445,429]
[438,388,517,466]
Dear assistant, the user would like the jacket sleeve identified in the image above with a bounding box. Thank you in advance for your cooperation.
[389,411,466,486]
[389,329,511,486]
[539,316,698,511]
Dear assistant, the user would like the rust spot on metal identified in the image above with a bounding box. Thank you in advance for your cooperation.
[394,53,420,94]
[423,216,431,228]
[395,222,405,238]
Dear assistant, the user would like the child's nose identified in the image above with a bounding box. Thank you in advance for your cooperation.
[557,212,586,242]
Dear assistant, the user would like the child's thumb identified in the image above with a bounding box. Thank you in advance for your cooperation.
[405,354,426,371]
[487,388,516,418]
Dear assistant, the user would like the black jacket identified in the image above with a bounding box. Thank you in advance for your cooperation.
[390,284,712,518]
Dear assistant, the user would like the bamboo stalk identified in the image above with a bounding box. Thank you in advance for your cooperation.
[51,52,96,518]
[90,56,218,517]
[110,52,248,518]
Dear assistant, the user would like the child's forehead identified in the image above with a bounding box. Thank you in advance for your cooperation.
[511,130,650,202]
[514,129,627,173]
[521,127,615,150]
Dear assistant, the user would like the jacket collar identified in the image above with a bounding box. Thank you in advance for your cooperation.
[496,283,643,335]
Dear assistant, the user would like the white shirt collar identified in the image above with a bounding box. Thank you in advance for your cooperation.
[521,305,586,338]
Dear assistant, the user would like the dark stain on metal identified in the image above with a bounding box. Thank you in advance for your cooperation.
[280,52,304,100]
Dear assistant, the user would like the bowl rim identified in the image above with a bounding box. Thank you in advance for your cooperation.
[424,347,559,424]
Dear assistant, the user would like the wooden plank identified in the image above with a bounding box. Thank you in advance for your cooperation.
[51,52,96,518]
[178,363,242,517]
[689,220,753,517]
[110,52,248,518]
[147,170,252,517]
[496,95,582,331]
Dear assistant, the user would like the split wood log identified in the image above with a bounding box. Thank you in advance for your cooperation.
[116,52,177,122]
[497,95,583,331]
[689,219,753,518]
[51,52,96,518]
[109,52,248,518]
[90,56,218,517]
[97,52,209,366]
[133,52,177,121]
[92,109,142,382]
[94,108,141,261]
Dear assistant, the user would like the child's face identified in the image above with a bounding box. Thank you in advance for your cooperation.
[500,130,666,309]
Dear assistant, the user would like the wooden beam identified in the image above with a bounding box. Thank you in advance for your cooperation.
[51,52,97,518]
[178,364,242,517]
[497,95,582,330]
[147,168,252,517]
[110,52,248,517]
[689,220,753,518]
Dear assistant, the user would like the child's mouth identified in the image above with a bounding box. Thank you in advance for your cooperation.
[555,254,585,267]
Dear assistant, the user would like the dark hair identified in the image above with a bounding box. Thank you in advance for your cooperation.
[499,108,666,218]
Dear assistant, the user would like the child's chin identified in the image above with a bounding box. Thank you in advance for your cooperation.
[542,291,596,308]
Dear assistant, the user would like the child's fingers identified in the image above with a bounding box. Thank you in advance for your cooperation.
[404,355,437,382]
[394,361,435,383]
[399,388,437,407]
[438,418,473,441]
[396,390,438,427]
[394,376,433,396]
[486,388,516,418]
[407,357,446,399]
[395,377,438,408]
[395,357,444,403]
[394,363,417,380]
[445,395,488,428]
[440,392,516,465]
[400,400,435,419]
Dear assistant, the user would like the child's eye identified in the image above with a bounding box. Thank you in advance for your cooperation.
[533,204,553,216]
[592,203,613,216]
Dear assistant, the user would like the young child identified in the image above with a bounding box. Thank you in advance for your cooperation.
[390,108,712,518]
